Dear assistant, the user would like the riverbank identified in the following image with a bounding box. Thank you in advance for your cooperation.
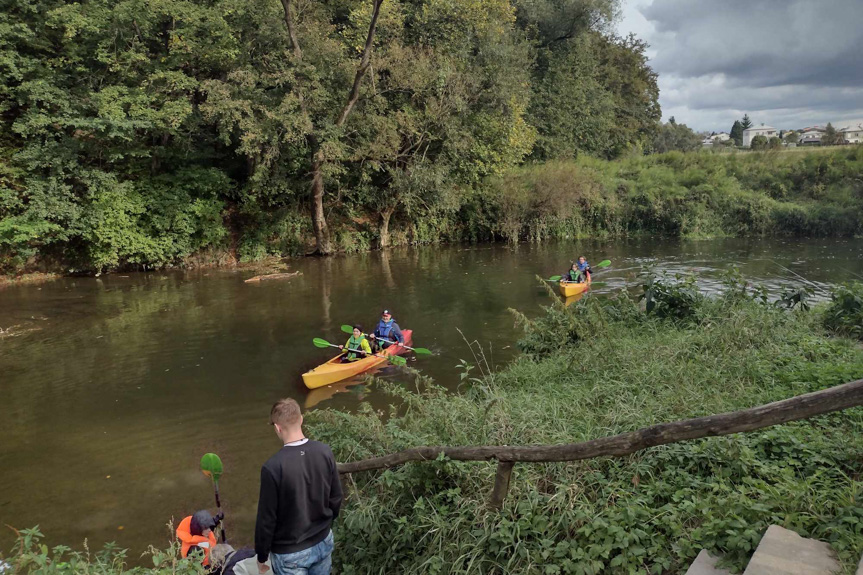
[3,147,863,276]
[309,279,863,573]
[6,277,861,574]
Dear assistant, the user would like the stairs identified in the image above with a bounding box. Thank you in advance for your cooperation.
[685,525,855,575]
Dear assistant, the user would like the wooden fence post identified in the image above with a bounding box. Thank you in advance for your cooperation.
[489,461,515,509]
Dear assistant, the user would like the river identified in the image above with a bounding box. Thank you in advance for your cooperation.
[1,238,861,558]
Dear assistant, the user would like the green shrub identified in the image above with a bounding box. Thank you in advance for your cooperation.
[823,282,863,340]
[4,526,204,575]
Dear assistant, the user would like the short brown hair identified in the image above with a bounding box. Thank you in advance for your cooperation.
[270,398,302,427]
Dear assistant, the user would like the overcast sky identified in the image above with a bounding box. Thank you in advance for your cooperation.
[617,0,863,132]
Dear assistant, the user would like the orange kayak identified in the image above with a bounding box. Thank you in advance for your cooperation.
[559,281,589,297]
[302,330,413,389]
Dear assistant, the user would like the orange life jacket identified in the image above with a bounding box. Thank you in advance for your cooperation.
[177,515,218,566]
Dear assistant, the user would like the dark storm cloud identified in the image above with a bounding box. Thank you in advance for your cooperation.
[643,0,863,88]
[627,0,863,130]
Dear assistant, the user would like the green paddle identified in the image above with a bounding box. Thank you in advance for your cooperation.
[339,325,432,355]
[547,259,611,282]
[312,337,408,366]
[200,453,226,543]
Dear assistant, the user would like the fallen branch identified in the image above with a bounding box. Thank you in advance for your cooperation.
[244,271,301,283]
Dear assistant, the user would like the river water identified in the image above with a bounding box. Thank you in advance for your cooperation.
[1,238,862,557]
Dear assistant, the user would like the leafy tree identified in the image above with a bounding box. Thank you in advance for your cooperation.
[767,136,783,150]
[784,131,799,145]
[651,118,702,153]
[750,135,769,150]
[730,120,743,146]
[0,0,666,272]
[821,123,843,146]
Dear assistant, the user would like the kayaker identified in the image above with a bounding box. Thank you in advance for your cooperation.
[370,309,403,351]
[340,325,371,362]
[563,258,591,284]
[562,263,581,283]
[177,509,221,567]
[576,256,592,283]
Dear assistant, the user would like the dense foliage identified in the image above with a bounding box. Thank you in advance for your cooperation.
[649,117,701,154]
[823,281,863,340]
[479,147,863,242]
[0,0,659,272]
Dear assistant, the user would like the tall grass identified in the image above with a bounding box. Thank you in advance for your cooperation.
[472,147,863,242]
[308,283,863,574]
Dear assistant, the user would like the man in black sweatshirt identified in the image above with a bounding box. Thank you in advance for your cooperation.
[255,398,343,575]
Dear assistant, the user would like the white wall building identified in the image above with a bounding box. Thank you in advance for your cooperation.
[839,121,863,144]
[742,124,778,147]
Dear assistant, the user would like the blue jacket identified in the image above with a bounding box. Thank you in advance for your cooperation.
[374,319,403,344]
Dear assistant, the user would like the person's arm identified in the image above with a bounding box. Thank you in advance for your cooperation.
[327,448,343,519]
[393,323,404,343]
[361,338,372,356]
[254,466,279,565]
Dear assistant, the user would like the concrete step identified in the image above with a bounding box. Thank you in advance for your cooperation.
[685,550,732,575]
[742,525,840,575]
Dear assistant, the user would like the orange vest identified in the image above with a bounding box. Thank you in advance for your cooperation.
[177,515,218,566]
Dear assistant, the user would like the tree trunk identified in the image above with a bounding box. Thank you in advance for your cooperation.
[379,205,395,248]
[310,159,331,255]
[278,0,385,257]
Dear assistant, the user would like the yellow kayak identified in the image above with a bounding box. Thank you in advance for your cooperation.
[559,281,589,297]
[302,330,413,389]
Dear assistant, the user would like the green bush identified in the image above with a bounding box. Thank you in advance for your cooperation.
[823,282,863,340]
[3,526,204,575]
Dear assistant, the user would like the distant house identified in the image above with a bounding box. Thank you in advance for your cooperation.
[798,126,826,146]
[742,124,778,147]
[839,121,863,144]
[702,132,731,147]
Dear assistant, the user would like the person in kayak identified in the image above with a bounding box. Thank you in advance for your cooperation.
[369,309,403,351]
[576,256,592,283]
[563,257,591,284]
[340,325,372,362]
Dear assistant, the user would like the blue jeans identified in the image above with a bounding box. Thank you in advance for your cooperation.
[271,531,334,575]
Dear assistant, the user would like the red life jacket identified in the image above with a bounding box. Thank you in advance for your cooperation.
[177,515,218,566]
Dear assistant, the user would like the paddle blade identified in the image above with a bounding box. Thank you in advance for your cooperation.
[410,347,433,355]
[389,356,408,367]
[200,453,223,482]
[547,275,562,282]
[340,325,354,334]
[313,338,333,348]
[595,260,611,268]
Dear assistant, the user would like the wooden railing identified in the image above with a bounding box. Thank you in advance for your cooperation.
[337,379,863,507]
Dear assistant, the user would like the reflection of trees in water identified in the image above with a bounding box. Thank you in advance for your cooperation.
[380,250,395,290]
[320,257,332,327]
